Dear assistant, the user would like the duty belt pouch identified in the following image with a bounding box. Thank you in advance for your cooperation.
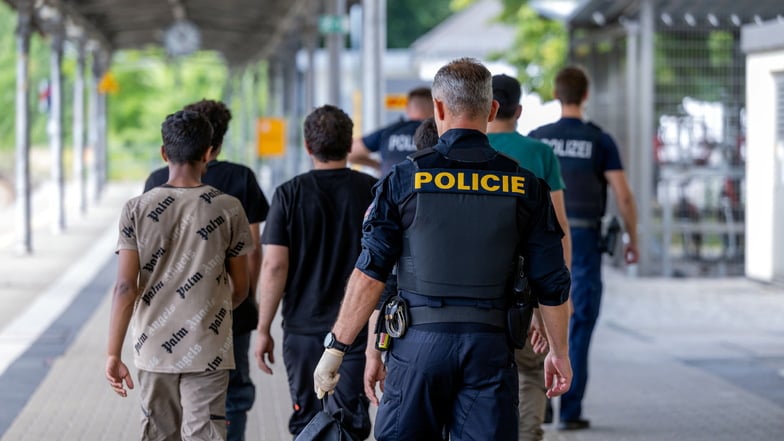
[598,215,622,256]
[507,255,533,349]
[374,307,391,351]
[507,303,533,349]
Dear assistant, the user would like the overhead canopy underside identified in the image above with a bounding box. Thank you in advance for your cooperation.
[3,0,359,65]
[568,0,784,29]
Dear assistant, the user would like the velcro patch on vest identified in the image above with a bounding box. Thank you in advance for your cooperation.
[413,169,526,197]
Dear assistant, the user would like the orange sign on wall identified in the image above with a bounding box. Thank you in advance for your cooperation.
[257,117,286,157]
[385,94,407,111]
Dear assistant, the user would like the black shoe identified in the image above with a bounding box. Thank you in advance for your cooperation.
[543,400,553,424]
[558,419,590,431]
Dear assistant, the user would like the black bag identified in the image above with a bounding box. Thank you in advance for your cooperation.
[294,398,358,441]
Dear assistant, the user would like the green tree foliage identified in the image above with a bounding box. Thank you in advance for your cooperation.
[494,0,567,99]
[387,0,455,48]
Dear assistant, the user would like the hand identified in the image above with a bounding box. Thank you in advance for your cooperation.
[624,242,639,264]
[254,331,275,375]
[543,352,572,398]
[313,348,345,399]
[106,356,134,397]
[364,350,386,406]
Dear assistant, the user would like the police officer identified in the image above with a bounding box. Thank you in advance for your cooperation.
[349,86,434,176]
[528,65,639,431]
[313,58,573,441]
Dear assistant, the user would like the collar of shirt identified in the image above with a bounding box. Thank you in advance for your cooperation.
[435,128,498,163]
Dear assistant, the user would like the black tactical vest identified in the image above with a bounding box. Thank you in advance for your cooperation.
[397,149,523,300]
[539,122,606,222]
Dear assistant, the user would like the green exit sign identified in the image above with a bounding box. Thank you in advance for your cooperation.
[319,15,348,34]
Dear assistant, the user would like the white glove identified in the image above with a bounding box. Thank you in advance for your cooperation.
[314,348,345,399]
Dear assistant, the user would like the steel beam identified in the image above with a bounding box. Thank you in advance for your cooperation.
[15,1,33,255]
[48,9,66,233]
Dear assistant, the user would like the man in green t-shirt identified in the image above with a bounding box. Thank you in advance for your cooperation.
[488,74,572,441]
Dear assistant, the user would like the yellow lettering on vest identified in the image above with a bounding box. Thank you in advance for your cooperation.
[481,174,500,191]
[457,173,470,190]
[435,172,455,189]
[511,176,526,194]
[414,172,433,189]
[502,175,509,192]
[472,173,479,190]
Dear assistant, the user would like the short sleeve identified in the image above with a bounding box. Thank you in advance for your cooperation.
[362,128,384,153]
[544,150,566,191]
[601,132,624,172]
[228,201,253,258]
[242,171,270,224]
[260,187,290,247]
[116,202,138,253]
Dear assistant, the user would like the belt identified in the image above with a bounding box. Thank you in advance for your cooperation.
[408,305,506,328]
[568,218,600,229]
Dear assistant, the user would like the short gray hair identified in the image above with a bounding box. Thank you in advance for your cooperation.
[431,58,493,118]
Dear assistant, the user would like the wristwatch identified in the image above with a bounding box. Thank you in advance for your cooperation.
[323,332,350,352]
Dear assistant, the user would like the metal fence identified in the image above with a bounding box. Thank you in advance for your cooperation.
[571,18,747,276]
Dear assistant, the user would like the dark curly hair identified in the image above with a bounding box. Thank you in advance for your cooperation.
[303,105,353,162]
[183,99,232,151]
[160,110,214,164]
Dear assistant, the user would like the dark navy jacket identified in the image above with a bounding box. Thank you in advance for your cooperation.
[356,128,570,307]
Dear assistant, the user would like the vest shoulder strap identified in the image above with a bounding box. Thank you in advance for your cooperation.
[407,147,437,168]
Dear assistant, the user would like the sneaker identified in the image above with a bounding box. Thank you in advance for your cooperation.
[558,419,590,431]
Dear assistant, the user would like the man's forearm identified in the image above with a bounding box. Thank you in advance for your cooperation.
[108,281,137,357]
[256,252,288,335]
[538,303,570,357]
[332,269,385,345]
[619,197,638,246]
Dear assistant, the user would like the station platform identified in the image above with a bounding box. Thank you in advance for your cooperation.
[1,181,783,441]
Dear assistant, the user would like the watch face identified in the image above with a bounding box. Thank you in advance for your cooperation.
[324,332,334,348]
[164,20,201,56]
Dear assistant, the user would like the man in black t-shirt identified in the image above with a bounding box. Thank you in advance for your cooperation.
[255,105,377,440]
[144,100,269,441]
[349,86,433,176]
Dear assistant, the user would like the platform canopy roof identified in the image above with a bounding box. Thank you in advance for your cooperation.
[567,0,784,29]
[3,0,359,65]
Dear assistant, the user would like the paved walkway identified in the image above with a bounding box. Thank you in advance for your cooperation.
[1,181,783,441]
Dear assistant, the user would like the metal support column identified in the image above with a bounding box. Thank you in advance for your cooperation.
[15,2,33,254]
[73,39,87,213]
[282,47,299,177]
[326,0,346,105]
[90,49,109,200]
[98,76,108,196]
[361,0,385,133]
[48,11,66,233]
[304,21,317,112]
[638,0,655,275]
[87,45,100,201]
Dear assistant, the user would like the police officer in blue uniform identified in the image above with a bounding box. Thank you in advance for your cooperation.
[313,58,573,441]
[528,65,639,431]
[349,87,434,177]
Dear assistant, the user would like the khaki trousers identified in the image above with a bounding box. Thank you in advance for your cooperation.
[515,344,547,441]
[138,369,229,441]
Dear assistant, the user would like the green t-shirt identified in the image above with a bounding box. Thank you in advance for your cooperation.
[487,131,566,192]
